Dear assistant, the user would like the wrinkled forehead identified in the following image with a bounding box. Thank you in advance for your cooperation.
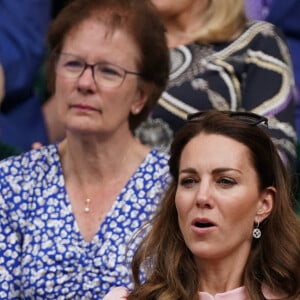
[62,14,141,60]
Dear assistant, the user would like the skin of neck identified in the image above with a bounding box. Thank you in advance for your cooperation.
[59,127,143,185]
[161,0,209,47]
[196,242,251,294]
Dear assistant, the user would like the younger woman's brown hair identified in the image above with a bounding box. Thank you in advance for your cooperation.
[129,111,300,300]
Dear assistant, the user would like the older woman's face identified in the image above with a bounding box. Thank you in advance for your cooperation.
[54,18,147,136]
[175,133,273,264]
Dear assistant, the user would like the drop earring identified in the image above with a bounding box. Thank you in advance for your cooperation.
[253,222,261,239]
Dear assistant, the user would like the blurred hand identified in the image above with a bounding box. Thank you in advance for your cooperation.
[31,142,43,149]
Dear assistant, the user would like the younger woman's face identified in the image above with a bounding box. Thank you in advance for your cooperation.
[175,133,274,264]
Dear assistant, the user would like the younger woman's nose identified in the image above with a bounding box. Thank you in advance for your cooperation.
[195,181,214,209]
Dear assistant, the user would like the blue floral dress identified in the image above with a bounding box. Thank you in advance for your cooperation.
[0,144,170,299]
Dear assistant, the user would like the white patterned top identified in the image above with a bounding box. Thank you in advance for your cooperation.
[0,144,170,299]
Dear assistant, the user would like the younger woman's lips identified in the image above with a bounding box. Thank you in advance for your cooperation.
[191,218,217,234]
[192,217,216,227]
[191,224,216,234]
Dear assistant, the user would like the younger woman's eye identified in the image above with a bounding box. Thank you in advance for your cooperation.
[216,177,236,187]
[179,177,198,188]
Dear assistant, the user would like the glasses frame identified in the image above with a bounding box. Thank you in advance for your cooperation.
[55,52,142,88]
[187,110,268,127]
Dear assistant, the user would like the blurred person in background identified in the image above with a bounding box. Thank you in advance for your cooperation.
[0,1,52,152]
[135,0,297,171]
[246,0,300,135]
[245,0,300,214]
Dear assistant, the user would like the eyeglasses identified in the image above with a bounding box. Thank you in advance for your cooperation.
[55,52,142,88]
[187,111,268,127]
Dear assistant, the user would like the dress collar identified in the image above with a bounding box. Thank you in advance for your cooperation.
[198,286,247,300]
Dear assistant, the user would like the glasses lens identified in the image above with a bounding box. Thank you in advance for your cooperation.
[187,111,268,127]
[55,53,139,88]
[94,63,125,87]
[56,53,84,78]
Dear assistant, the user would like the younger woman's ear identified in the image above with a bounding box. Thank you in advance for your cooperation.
[255,186,276,222]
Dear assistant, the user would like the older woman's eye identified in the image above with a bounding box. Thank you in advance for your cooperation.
[65,60,84,69]
[97,64,123,78]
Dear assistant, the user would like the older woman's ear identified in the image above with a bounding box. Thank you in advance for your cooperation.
[255,186,276,222]
[131,81,150,113]
[0,64,5,104]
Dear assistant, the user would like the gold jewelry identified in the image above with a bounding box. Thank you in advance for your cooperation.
[84,198,91,213]
[79,144,132,213]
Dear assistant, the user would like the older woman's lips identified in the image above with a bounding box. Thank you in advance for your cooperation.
[70,104,99,112]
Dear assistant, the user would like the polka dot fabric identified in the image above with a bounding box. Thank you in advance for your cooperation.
[0,145,170,299]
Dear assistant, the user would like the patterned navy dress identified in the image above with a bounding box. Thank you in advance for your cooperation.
[0,144,170,299]
[136,21,297,167]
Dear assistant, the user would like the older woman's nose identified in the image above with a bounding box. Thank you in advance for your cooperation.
[77,67,97,91]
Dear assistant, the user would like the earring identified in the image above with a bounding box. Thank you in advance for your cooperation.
[253,222,261,239]
[131,108,140,115]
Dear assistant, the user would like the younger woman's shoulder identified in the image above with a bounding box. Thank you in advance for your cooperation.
[262,284,287,299]
[103,287,129,300]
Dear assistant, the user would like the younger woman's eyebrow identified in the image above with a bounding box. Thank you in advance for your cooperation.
[179,167,242,175]
[212,167,242,175]
[179,168,197,175]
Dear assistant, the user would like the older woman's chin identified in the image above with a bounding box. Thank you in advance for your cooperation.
[103,286,129,300]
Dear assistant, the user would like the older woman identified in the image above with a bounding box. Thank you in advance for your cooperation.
[0,0,170,298]
[105,110,300,299]
[136,0,297,169]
